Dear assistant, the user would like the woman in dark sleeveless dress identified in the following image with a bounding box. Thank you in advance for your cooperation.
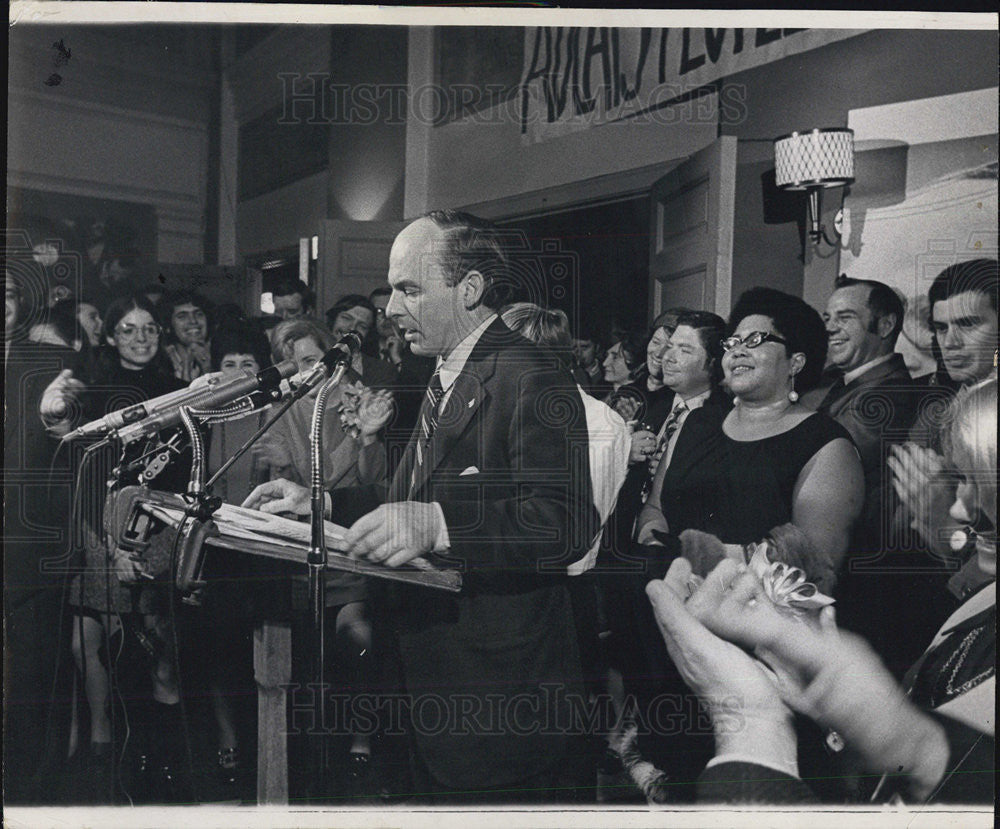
[662,288,863,571]
[629,288,864,801]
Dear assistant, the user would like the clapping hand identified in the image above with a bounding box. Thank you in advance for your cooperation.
[662,558,835,702]
[356,388,393,435]
[612,395,641,422]
[188,341,212,373]
[674,559,947,797]
[888,442,953,550]
[339,383,394,442]
[645,558,795,762]
[384,333,404,366]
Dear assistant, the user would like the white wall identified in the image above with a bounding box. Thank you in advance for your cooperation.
[7,25,214,264]
[226,26,333,259]
[404,27,718,218]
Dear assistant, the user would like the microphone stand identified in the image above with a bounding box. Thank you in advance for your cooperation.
[202,385,303,491]
[306,359,350,798]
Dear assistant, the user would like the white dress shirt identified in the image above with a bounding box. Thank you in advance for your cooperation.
[426,314,498,550]
[843,351,895,385]
[634,386,713,542]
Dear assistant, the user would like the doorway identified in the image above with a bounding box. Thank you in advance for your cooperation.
[499,197,650,343]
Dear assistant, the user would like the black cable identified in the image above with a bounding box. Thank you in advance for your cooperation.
[166,508,202,804]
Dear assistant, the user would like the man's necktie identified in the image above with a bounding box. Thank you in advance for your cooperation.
[817,376,847,412]
[410,368,445,496]
[642,399,687,499]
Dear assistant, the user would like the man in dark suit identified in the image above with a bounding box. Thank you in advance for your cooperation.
[808,276,947,676]
[3,275,76,802]
[244,211,599,803]
[812,276,918,541]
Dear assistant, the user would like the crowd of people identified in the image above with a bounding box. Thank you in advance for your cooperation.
[2,212,995,810]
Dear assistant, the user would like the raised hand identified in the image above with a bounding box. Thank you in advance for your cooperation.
[354,388,394,437]
[385,333,403,365]
[40,368,86,434]
[655,556,839,712]
[188,341,212,373]
[645,558,797,768]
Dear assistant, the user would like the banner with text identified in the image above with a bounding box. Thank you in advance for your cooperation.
[519,28,867,143]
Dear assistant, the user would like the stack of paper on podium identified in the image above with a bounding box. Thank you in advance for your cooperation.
[132,490,462,593]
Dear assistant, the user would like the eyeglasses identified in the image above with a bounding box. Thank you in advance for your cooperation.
[114,323,161,340]
[721,331,789,352]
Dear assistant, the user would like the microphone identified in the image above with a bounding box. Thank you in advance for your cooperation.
[64,374,230,440]
[114,360,298,444]
[291,332,362,391]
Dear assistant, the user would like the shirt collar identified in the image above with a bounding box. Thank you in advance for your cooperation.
[675,387,712,411]
[437,314,497,392]
[843,352,895,385]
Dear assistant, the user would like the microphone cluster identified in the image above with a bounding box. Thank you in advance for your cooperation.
[64,332,364,444]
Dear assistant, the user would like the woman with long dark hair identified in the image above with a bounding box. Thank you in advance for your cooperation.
[40,293,188,800]
[633,287,864,798]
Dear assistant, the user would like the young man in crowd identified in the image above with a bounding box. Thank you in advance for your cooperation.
[269,277,314,321]
[887,260,997,594]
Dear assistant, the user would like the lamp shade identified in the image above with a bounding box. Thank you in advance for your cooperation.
[774,128,854,190]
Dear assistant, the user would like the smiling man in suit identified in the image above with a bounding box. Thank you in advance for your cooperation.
[808,275,945,678]
[813,276,919,546]
[244,210,599,803]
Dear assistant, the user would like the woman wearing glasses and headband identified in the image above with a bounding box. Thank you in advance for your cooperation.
[40,293,190,799]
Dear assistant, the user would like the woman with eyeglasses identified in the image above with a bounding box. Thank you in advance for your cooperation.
[626,287,864,801]
[40,293,190,801]
[654,288,864,570]
[644,377,995,806]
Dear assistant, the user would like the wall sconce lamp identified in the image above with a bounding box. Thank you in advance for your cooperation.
[774,128,855,247]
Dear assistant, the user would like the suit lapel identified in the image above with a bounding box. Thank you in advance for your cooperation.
[831,355,910,410]
[388,438,417,502]
[407,319,508,501]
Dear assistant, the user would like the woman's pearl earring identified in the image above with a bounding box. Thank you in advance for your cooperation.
[788,377,799,403]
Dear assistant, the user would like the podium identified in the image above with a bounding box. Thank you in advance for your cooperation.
[105,486,461,803]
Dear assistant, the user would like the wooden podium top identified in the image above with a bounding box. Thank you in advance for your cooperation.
[120,487,462,593]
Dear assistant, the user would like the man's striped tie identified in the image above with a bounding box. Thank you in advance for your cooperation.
[410,368,445,495]
[641,399,687,501]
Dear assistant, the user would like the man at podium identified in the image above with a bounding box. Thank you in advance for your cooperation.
[244,211,600,804]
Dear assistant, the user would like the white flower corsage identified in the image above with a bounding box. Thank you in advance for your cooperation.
[745,540,835,613]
